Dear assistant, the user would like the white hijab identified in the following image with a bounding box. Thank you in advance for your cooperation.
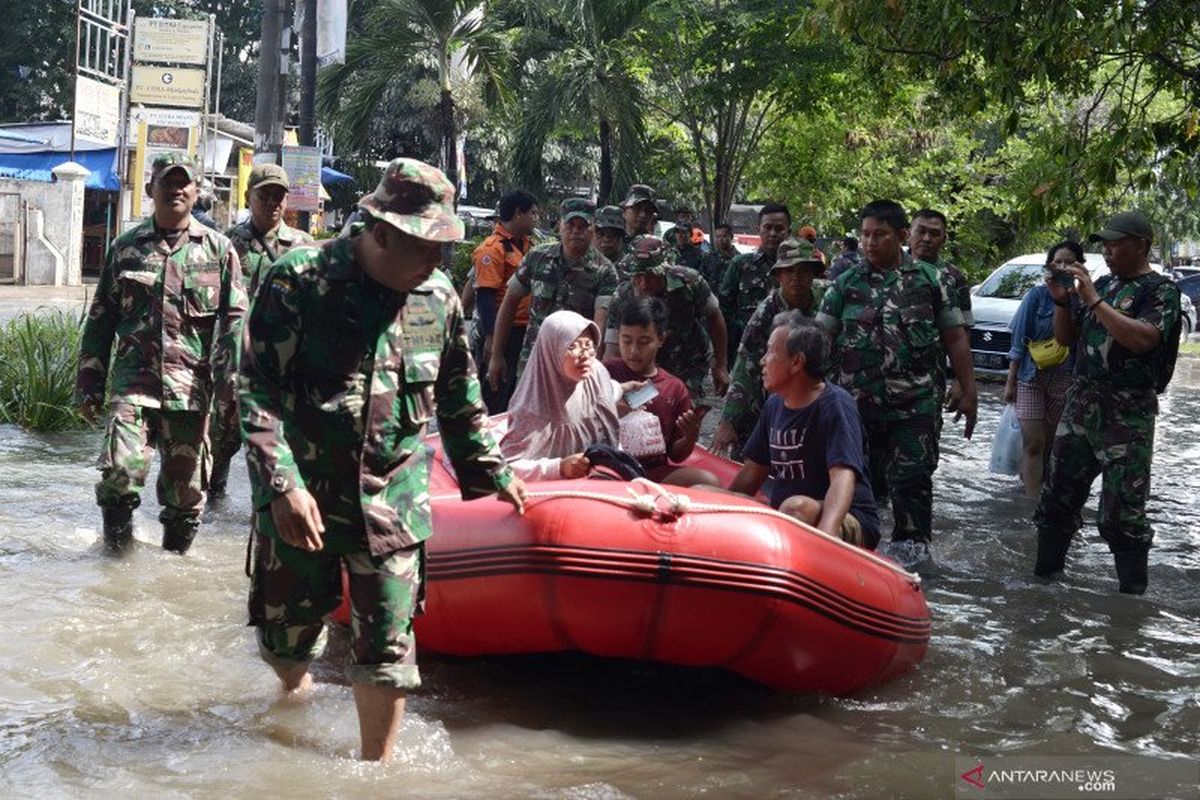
[500,310,620,462]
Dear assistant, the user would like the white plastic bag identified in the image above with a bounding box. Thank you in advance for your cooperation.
[619,409,666,458]
[988,404,1022,476]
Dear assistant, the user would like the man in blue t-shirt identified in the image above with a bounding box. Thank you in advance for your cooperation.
[727,311,881,549]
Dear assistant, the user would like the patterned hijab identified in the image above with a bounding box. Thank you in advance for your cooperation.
[501,310,620,463]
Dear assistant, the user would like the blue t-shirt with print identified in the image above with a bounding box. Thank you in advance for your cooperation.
[743,384,881,548]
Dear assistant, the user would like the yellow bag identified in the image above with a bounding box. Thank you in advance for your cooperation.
[1028,337,1068,369]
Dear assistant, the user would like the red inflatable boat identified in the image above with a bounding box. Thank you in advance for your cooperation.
[338,436,930,695]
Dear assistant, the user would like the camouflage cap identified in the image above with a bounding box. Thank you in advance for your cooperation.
[620,184,658,210]
[560,197,595,224]
[773,237,826,275]
[358,157,464,242]
[150,152,198,183]
[594,205,624,231]
[625,235,668,275]
[247,163,290,192]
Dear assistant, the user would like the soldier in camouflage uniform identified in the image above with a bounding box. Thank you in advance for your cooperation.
[486,198,618,387]
[665,224,705,272]
[718,202,792,367]
[603,236,729,399]
[816,200,978,570]
[713,237,828,459]
[209,164,316,499]
[76,152,246,555]
[827,236,862,281]
[699,222,737,289]
[1034,212,1181,595]
[592,205,627,265]
[910,209,975,431]
[620,184,659,250]
[239,158,527,763]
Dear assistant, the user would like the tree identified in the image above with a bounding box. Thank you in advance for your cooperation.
[1,1,82,122]
[823,0,1200,221]
[503,0,655,204]
[317,0,509,194]
[638,0,838,226]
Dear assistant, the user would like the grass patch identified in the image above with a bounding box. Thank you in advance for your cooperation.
[0,309,88,432]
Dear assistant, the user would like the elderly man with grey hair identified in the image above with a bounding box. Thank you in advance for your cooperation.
[726,312,881,549]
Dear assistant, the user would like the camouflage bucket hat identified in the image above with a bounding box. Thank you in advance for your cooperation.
[626,235,668,275]
[620,184,658,210]
[594,205,624,231]
[247,163,290,192]
[560,197,595,224]
[773,237,826,275]
[358,157,464,242]
[150,151,198,183]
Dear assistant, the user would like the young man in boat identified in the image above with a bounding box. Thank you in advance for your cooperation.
[725,312,881,549]
[238,158,527,763]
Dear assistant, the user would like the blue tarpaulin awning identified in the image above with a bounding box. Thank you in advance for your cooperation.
[0,148,121,191]
[321,165,354,186]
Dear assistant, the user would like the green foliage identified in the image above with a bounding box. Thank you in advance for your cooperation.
[0,310,87,432]
[449,234,486,290]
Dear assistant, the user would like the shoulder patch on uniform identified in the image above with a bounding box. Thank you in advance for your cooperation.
[481,254,493,266]
[1119,295,1134,310]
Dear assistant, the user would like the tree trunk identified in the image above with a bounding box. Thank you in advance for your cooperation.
[598,117,613,205]
[441,87,458,201]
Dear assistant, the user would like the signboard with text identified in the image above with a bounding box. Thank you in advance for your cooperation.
[133,17,209,65]
[73,75,122,146]
[280,146,323,212]
[130,65,206,108]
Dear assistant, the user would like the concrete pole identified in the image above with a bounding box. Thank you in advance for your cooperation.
[253,0,290,158]
[298,0,317,231]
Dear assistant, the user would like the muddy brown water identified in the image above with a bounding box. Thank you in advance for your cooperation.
[1,364,1197,797]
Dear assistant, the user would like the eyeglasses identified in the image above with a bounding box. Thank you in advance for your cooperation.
[566,340,597,357]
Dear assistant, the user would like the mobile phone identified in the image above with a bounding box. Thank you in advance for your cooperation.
[624,382,660,409]
[1050,269,1075,289]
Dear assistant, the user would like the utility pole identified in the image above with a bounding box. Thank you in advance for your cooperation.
[253,0,290,159]
[298,0,317,230]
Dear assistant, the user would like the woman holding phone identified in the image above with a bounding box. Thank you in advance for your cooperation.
[1003,240,1082,495]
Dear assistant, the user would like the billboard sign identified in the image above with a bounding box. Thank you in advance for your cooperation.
[280,146,323,212]
[133,17,209,65]
[73,75,122,146]
[130,65,206,108]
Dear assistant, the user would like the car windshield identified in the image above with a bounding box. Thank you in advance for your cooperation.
[977,262,1043,299]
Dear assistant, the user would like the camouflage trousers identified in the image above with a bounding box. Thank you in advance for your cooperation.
[208,375,241,487]
[95,402,209,523]
[248,522,425,689]
[862,412,940,543]
[1034,383,1156,554]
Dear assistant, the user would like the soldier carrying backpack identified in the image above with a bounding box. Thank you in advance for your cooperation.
[1032,211,1182,595]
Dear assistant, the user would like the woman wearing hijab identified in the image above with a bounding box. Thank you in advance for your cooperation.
[500,310,621,480]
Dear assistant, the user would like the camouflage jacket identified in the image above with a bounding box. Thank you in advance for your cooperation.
[604,264,716,386]
[722,282,828,439]
[816,257,964,421]
[225,220,315,296]
[932,257,974,326]
[1072,272,1180,395]
[699,248,736,290]
[718,249,776,342]
[670,243,705,272]
[76,216,245,411]
[510,241,618,367]
[239,236,513,555]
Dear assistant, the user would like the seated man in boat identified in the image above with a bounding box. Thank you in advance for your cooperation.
[726,311,881,549]
[603,296,716,487]
[501,309,640,480]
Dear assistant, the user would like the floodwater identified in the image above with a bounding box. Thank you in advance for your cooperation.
[1,366,1198,798]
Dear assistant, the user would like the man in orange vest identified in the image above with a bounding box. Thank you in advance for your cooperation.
[472,189,539,412]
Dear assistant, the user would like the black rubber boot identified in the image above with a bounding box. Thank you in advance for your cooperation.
[208,456,230,501]
[1114,550,1148,595]
[101,505,134,555]
[162,519,200,555]
[1034,529,1070,577]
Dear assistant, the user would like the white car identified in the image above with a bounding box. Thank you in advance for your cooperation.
[970,253,1195,373]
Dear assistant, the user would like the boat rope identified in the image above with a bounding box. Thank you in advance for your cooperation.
[432,478,920,584]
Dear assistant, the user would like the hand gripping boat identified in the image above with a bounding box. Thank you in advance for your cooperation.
[336,438,931,695]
